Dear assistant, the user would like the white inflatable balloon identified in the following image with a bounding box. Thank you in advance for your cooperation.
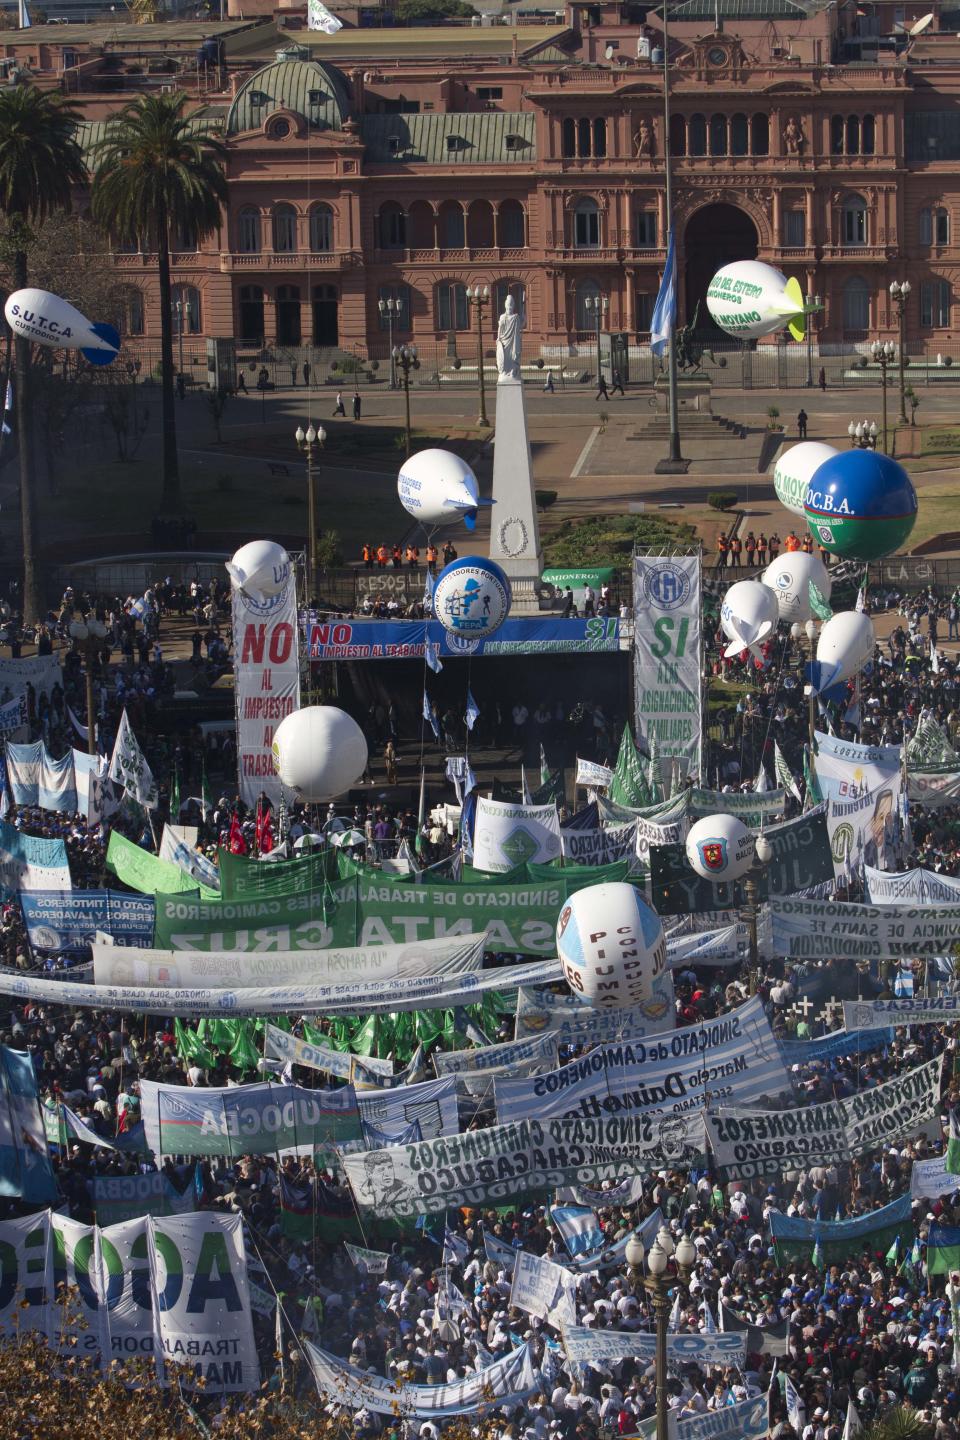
[814,611,875,691]
[398,449,481,530]
[773,442,839,518]
[706,261,806,342]
[226,540,292,600]
[556,882,666,1010]
[761,552,832,623]
[720,579,780,659]
[4,287,120,364]
[685,814,755,883]
[271,706,369,802]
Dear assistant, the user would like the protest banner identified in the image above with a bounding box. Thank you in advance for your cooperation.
[665,925,745,969]
[22,892,155,954]
[473,798,561,873]
[864,865,960,903]
[779,1026,895,1067]
[109,708,158,809]
[150,1212,259,1392]
[160,826,221,892]
[107,831,203,897]
[843,996,960,1026]
[514,973,675,1045]
[560,1327,746,1367]
[92,1172,196,1225]
[632,555,702,778]
[813,732,902,873]
[689,788,786,823]
[0,1046,57,1203]
[561,823,637,867]
[911,1156,957,1200]
[650,807,833,916]
[671,1394,768,1440]
[434,1031,560,1078]
[140,1078,362,1156]
[0,692,26,743]
[306,617,621,661]
[92,932,485,989]
[769,1193,913,1266]
[356,1076,459,1141]
[217,846,327,899]
[264,1025,393,1081]
[716,1303,789,1356]
[0,1212,49,1339]
[510,1250,577,1329]
[769,896,960,960]
[575,758,614,789]
[231,551,299,807]
[495,996,787,1126]
[344,1242,389,1274]
[0,955,562,1018]
[908,770,960,807]
[0,653,60,701]
[0,821,70,897]
[304,1338,539,1417]
[342,1112,705,1217]
[152,874,572,955]
[705,1054,942,1180]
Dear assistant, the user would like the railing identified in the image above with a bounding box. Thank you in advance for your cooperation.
[218,251,361,271]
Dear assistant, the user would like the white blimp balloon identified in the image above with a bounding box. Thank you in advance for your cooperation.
[720,579,780,659]
[556,882,666,1010]
[761,552,832,623]
[398,448,482,530]
[685,814,756,883]
[811,611,875,693]
[4,287,120,365]
[706,261,806,342]
[226,540,292,599]
[773,442,839,518]
[272,706,369,802]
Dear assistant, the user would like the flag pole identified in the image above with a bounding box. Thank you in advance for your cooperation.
[657,0,686,473]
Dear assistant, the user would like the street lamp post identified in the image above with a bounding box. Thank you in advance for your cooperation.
[805,292,821,387]
[743,832,774,991]
[793,618,819,747]
[68,615,108,756]
[173,300,191,393]
[889,280,912,423]
[870,339,896,453]
[465,285,491,428]
[295,423,325,601]
[584,293,608,389]
[625,1232,696,1440]
[847,419,879,450]
[393,343,419,457]
[379,297,398,389]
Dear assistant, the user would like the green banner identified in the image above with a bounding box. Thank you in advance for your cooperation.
[217,847,330,900]
[153,873,574,954]
[106,831,201,897]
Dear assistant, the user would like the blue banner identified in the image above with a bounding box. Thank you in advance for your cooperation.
[0,1046,57,1202]
[21,890,155,953]
[304,616,621,661]
[779,1026,895,1066]
[769,1192,911,1244]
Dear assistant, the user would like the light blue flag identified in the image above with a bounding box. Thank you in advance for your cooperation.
[423,691,440,739]
[650,228,676,357]
[443,1227,470,1267]
[423,568,437,612]
[465,689,480,732]
[425,639,443,674]
[784,1373,805,1434]
[550,1204,604,1258]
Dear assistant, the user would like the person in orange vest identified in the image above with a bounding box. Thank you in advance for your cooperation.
[730,535,742,568]
[362,543,373,569]
[391,543,403,568]
[406,544,420,569]
[376,543,389,568]
[717,533,729,568]
[819,542,831,568]
[768,532,781,559]
[744,531,756,567]
[426,543,438,574]
[785,531,801,552]
[757,533,768,565]
[801,532,814,554]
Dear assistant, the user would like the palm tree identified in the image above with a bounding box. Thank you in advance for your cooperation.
[91,94,227,516]
[859,1405,934,1440]
[0,88,85,623]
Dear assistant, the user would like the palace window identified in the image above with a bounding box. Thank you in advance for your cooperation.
[437,281,469,331]
[920,279,951,327]
[574,197,600,249]
[237,207,261,254]
[841,195,868,247]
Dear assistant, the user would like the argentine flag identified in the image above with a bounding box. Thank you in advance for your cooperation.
[650,228,677,357]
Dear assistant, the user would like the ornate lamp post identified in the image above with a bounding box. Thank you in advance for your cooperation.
[870,339,896,453]
[466,285,491,428]
[379,297,399,389]
[68,615,108,756]
[792,617,820,747]
[393,343,419,457]
[295,422,325,599]
[584,293,608,388]
[625,1231,697,1440]
[805,292,821,387]
[744,831,774,989]
[847,420,878,450]
[889,279,911,424]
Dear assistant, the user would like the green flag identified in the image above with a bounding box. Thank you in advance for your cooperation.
[808,581,833,622]
[803,745,822,809]
[170,764,181,821]
[174,1019,216,1070]
[884,1234,899,1266]
[946,1108,960,1174]
[608,725,650,808]
[812,1237,825,1271]
[350,1014,378,1057]
[774,742,802,803]
[229,1021,262,1075]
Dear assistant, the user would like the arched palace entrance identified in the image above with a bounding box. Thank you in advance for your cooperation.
[684,203,759,338]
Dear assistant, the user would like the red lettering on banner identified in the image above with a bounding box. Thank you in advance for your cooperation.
[270,624,293,664]
[242,625,265,664]
[261,669,273,690]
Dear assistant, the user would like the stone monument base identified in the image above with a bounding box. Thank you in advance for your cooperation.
[653,373,713,414]
[489,377,544,605]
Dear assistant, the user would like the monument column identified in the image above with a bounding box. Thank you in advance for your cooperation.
[488,297,544,613]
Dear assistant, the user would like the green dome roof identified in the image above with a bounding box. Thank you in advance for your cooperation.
[227,56,350,135]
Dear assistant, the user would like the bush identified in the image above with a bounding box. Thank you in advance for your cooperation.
[544,513,697,568]
[316,530,344,567]
[708,491,738,512]
[535,489,558,510]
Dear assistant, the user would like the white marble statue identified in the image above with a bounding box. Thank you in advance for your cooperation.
[496,294,522,382]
